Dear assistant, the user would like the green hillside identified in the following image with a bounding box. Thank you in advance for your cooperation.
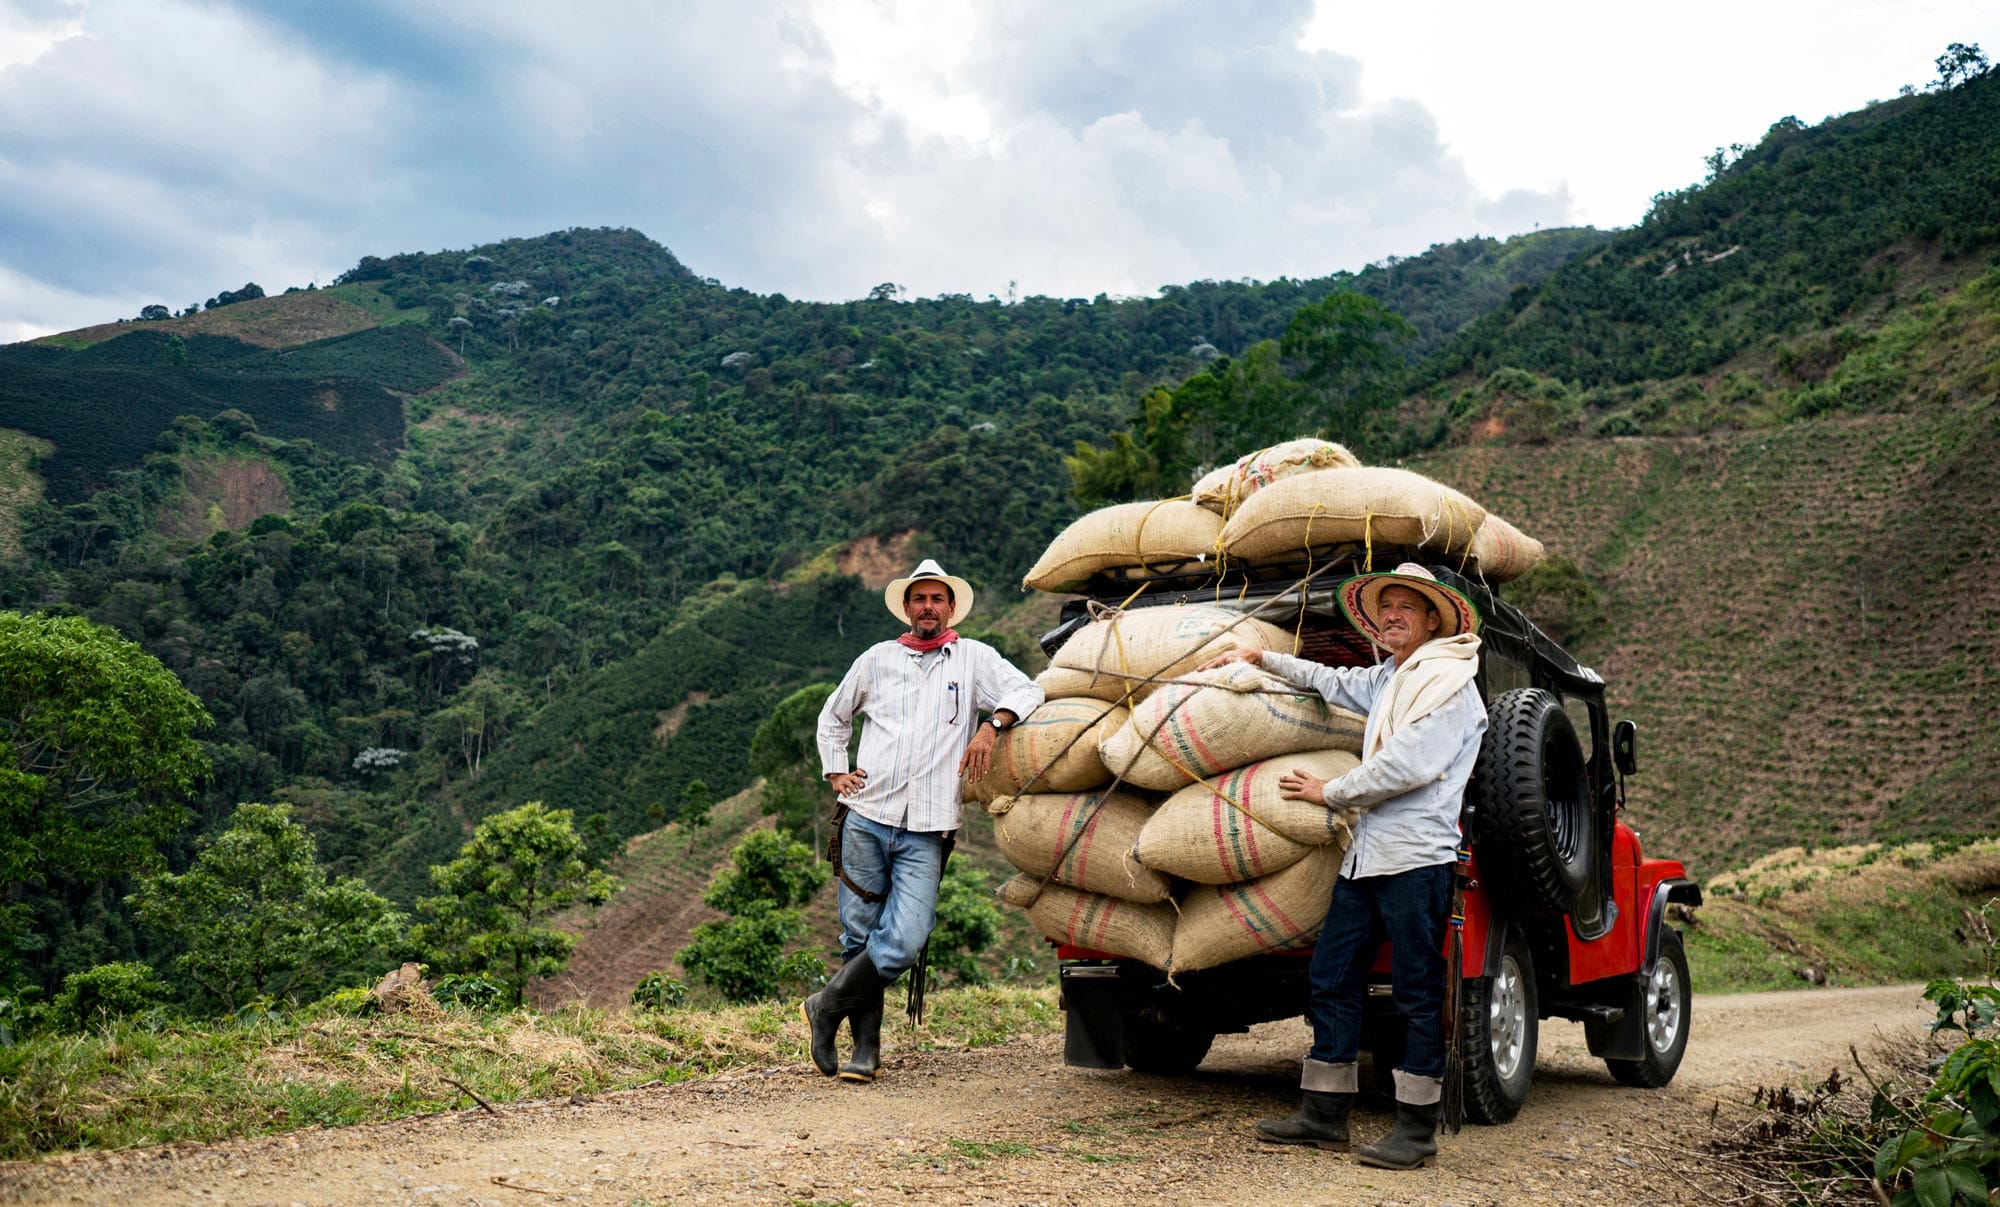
[1419,393,1999,876]
[2,67,1998,998]
[1440,72,2000,384]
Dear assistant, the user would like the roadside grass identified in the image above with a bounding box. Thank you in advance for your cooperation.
[1684,837,2000,992]
[0,984,1062,1164]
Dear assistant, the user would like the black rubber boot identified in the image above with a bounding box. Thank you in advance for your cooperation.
[1253,1090,1353,1151]
[837,982,885,1083]
[801,953,884,1077]
[1355,1100,1440,1170]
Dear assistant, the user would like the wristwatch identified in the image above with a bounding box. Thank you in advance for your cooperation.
[987,716,1007,733]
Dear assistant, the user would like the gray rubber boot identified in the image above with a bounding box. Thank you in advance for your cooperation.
[801,953,884,1077]
[1355,1100,1441,1170]
[837,982,885,1083]
[1253,1090,1353,1151]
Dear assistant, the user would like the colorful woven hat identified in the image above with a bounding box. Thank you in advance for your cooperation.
[885,558,975,627]
[1337,562,1480,644]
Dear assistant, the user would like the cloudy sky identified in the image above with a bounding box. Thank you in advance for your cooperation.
[2,0,1994,342]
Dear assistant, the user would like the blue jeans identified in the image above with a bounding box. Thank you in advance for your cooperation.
[1306,862,1453,1080]
[835,811,946,978]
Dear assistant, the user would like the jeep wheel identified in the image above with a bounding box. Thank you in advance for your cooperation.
[1471,688,1594,916]
[1462,929,1538,1124]
[1607,930,1692,1088]
[1122,1012,1215,1076]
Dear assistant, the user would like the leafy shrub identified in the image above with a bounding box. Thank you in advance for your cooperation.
[630,972,688,1012]
[1871,929,2000,1206]
[431,974,507,1010]
[49,963,172,1032]
[926,864,1002,987]
[678,907,813,1004]
[310,986,377,1017]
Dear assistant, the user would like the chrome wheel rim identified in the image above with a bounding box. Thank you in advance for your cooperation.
[1645,956,1684,1054]
[1489,953,1529,1081]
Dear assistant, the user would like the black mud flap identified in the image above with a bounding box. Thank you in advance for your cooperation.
[1060,966,1126,1069]
[1582,993,1645,1062]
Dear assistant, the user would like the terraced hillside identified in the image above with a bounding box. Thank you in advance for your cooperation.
[1420,398,2000,876]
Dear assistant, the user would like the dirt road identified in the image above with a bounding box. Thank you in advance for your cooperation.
[1,985,1931,1206]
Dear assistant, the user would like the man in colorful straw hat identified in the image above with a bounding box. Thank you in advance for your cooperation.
[807,559,1042,1083]
[1201,562,1485,1170]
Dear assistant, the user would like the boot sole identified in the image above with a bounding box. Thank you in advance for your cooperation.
[1354,1153,1436,1170]
[836,1068,878,1083]
[1253,1130,1349,1153]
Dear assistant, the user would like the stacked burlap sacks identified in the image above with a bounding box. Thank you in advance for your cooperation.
[997,872,1175,970]
[1134,750,1360,971]
[1099,660,1364,791]
[968,696,1127,803]
[1220,465,1487,565]
[988,789,1170,903]
[1191,438,1361,517]
[1037,603,1297,705]
[979,656,1174,967]
[1021,500,1223,592]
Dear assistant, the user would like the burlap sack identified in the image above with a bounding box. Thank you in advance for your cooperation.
[1048,604,1298,705]
[1132,776,1315,884]
[1022,500,1223,592]
[1156,748,1366,847]
[998,874,1176,970]
[1098,661,1366,790]
[989,790,1171,903]
[1468,512,1545,583]
[1036,664,1110,700]
[1192,439,1362,516]
[1221,467,1485,565]
[1170,843,1343,973]
[970,697,1126,803]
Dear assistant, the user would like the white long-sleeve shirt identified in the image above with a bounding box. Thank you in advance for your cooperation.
[816,638,1045,833]
[1261,650,1487,879]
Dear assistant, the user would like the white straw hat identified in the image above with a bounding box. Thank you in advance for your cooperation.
[884,559,975,627]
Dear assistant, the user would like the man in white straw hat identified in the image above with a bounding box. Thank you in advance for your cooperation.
[1201,561,1485,1170]
[807,558,1042,1083]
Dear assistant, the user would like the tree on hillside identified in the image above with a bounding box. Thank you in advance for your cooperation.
[1934,41,1989,89]
[131,802,403,1013]
[676,829,829,1003]
[411,802,618,1005]
[1280,291,1415,446]
[0,612,210,988]
[750,683,842,853]
[678,778,713,829]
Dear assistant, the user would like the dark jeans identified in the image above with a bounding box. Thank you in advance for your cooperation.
[1306,862,1453,1080]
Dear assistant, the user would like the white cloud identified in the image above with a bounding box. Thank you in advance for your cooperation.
[3,0,1992,340]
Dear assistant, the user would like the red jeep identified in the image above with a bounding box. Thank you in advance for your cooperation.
[1041,557,1701,1122]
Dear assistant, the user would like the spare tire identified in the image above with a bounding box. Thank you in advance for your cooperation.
[1469,688,1593,915]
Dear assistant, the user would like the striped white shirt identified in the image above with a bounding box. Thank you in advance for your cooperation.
[816,638,1044,833]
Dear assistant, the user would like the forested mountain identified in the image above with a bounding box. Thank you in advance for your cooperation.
[2,64,1997,996]
[0,222,1595,986]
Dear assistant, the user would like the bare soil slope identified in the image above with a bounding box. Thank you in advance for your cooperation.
[0,985,1929,1206]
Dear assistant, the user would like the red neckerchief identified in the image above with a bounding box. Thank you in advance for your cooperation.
[897,628,959,653]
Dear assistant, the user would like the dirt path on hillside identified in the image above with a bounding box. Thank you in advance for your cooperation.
[1,986,1931,1206]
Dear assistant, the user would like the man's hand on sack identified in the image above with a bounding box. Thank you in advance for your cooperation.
[1278,766,1330,805]
[958,722,998,783]
[827,769,867,797]
[1195,647,1264,673]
